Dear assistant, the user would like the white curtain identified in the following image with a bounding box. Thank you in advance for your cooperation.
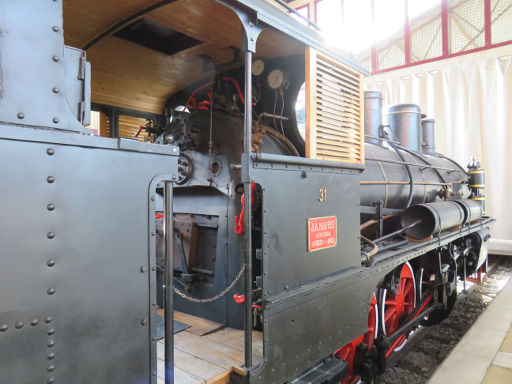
[365,47,512,241]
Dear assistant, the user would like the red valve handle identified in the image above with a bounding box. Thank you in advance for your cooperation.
[234,183,256,235]
[233,294,245,304]
[233,294,262,309]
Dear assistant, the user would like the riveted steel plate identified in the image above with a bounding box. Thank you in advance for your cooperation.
[0,127,178,384]
[0,0,88,132]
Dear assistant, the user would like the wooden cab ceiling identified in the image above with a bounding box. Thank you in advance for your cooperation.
[63,0,303,114]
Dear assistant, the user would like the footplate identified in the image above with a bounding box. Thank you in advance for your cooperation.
[291,357,348,384]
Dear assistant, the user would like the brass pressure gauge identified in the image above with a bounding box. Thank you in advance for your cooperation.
[252,59,265,76]
[267,68,285,90]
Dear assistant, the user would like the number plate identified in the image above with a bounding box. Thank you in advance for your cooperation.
[307,216,337,252]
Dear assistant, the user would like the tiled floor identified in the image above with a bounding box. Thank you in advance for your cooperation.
[428,276,512,384]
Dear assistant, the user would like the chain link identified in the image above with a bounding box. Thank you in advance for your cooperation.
[172,264,246,303]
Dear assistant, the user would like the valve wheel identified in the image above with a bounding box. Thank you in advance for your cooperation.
[336,293,378,384]
[381,262,416,353]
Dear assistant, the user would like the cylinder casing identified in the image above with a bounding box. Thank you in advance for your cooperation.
[454,199,483,224]
[386,104,422,152]
[364,91,383,145]
[401,201,466,240]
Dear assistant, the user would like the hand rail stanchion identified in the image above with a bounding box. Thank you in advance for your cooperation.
[164,181,174,384]
[243,50,253,369]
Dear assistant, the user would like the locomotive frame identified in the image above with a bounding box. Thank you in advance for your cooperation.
[0,1,492,384]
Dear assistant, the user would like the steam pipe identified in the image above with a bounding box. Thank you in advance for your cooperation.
[397,145,449,186]
[365,156,456,172]
[388,141,414,208]
[373,219,422,243]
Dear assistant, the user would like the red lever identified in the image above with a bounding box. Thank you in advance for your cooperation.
[233,294,245,304]
[155,214,164,219]
[234,183,256,235]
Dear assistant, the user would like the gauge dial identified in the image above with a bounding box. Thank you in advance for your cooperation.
[252,59,265,76]
[267,68,285,90]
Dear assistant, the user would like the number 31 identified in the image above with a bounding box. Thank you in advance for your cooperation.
[318,188,327,202]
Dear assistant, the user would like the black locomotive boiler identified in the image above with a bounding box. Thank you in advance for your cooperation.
[0,1,492,384]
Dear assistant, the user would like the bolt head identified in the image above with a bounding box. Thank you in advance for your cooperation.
[47,377,55,384]
[47,365,55,372]
[0,324,8,332]
[45,316,53,324]
[151,195,155,201]
[52,87,59,93]
[141,318,148,326]
[47,288,56,295]
[172,175,177,180]
[52,55,59,62]
[47,148,55,156]
[17,112,25,119]
[30,319,39,326]
[47,339,55,347]
[47,352,55,360]
[52,26,59,32]
[52,117,59,124]
[15,322,23,329]
[47,232,55,239]
[140,266,147,273]
[47,260,56,267]
[47,203,55,211]
[47,328,55,336]
[47,176,55,183]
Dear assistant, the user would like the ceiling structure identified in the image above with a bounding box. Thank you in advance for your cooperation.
[63,0,303,113]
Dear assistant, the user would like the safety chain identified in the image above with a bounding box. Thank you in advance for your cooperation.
[172,264,246,303]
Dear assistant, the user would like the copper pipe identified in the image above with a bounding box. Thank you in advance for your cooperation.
[361,235,378,258]
[360,215,393,231]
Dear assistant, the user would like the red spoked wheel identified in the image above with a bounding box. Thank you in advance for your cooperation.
[381,262,416,356]
[335,294,379,384]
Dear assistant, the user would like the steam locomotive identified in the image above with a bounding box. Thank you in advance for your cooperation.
[0,1,491,384]
[151,66,490,384]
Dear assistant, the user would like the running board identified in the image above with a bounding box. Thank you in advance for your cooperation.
[290,356,348,384]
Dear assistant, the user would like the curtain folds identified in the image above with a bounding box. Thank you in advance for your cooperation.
[365,50,512,240]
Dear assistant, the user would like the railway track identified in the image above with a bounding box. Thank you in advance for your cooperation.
[378,256,512,384]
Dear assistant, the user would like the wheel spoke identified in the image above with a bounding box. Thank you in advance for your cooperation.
[384,308,395,322]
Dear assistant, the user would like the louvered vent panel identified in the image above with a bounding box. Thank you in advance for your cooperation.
[306,47,364,164]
